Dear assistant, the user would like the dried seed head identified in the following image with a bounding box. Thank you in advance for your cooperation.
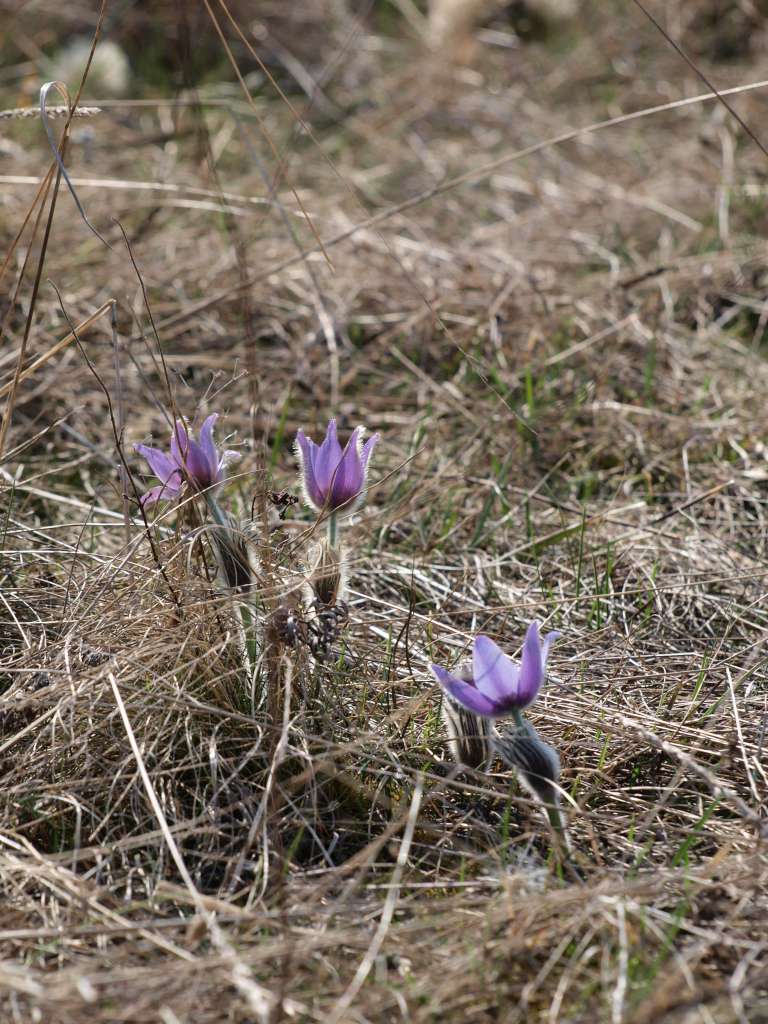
[308,600,349,661]
[271,605,308,648]
[268,489,299,519]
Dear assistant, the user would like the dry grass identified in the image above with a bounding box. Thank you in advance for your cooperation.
[3,1,768,1021]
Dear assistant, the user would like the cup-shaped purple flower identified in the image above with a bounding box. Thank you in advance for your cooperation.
[295,419,379,513]
[430,621,560,719]
[134,413,239,508]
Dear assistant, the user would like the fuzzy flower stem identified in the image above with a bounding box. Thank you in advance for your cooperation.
[204,492,229,530]
[204,493,258,683]
[327,511,339,550]
[511,708,568,844]
[494,713,577,874]
[239,603,259,690]
[544,801,568,840]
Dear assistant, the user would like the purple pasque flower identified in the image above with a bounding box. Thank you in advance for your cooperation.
[134,413,239,508]
[430,621,560,719]
[296,419,379,513]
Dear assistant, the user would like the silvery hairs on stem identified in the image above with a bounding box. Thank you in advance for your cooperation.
[493,719,561,813]
[205,504,258,594]
[441,696,571,854]
[493,719,572,854]
[440,664,494,770]
[309,538,346,607]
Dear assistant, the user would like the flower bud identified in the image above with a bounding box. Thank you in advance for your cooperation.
[441,663,493,769]
[310,539,345,606]
[493,719,561,808]
[208,513,256,592]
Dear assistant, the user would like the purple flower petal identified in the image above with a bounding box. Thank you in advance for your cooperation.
[134,444,179,486]
[517,620,544,707]
[313,419,343,499]
[296,429,324,509]
[360,432,379,473]
[472,635,520,703]
[139,482,179,508]
[198,413,220,482]
[170,420,188,470]
[430,664,499,717]
[296,420,379,512]
[541,630,561,671]
[295,429,314,466]
[189,441,216,487]
[329,427,365,509]
[430,622,559,724]
[173,420,215,489]
[137,413,235,503]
